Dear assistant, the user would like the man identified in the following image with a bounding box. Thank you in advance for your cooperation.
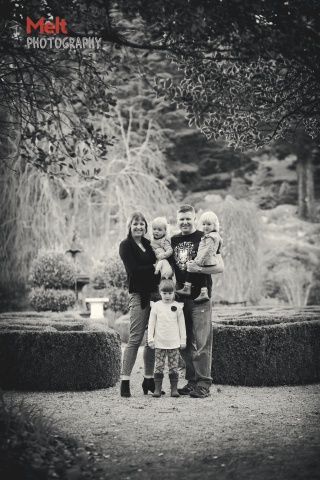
[171,204,224,398]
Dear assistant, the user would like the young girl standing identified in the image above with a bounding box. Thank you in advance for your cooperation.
[148,279,186,397]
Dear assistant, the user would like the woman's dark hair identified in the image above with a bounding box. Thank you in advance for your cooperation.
[159,278,175,293]
[126,211,148,237]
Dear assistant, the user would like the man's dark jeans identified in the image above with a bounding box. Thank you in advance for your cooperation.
[180,298,213,389]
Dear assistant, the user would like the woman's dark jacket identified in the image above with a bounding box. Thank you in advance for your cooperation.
[119,235,159,308]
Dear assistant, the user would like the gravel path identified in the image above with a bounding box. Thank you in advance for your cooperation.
[4,346,320,480]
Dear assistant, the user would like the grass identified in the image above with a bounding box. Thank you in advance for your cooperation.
[0,390,103,480]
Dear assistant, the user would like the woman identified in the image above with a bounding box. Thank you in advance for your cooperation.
[119,211,161,397]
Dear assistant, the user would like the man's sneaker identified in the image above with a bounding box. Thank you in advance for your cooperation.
[177,384,195,395]
[189,386,210,398]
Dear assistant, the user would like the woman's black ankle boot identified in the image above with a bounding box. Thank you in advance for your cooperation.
[142,377,165,395]
[142,377,155,394]
[120,380,131,397]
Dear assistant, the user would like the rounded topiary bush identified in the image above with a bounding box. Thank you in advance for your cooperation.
[0,319,121,391]
[29,249,76,312]
[29,249,76,289]
[29,287,76,312]
[212,315,320,386]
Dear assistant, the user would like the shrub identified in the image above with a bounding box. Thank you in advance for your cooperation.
[91,247,129,314]
[91,247,127,289]
[211,315,320,386]
[106,286,129,314]
[0,391,103,479]
[29,287,76,312]
[29,249,76,289]
[28,249,77,312]
[262,251,318,306]
[0,317,121,391]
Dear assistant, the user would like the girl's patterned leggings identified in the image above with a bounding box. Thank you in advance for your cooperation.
[154,348,180,374]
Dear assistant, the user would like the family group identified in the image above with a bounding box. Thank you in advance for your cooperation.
[119,204,224,399]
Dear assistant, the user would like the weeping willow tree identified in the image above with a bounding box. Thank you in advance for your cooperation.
[0,106,176,301]
[55,105,177,259]
[197,195,263,305]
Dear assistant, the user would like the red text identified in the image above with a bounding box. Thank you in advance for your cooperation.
[26,17,68,34]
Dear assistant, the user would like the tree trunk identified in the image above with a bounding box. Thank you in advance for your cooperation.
[305,153,316,221]
[297,157,307,219]
[296,144,316,222]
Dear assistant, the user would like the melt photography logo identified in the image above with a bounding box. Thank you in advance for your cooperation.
[26,16,102,50]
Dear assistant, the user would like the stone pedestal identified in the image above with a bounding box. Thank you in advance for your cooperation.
[85,298,109,319]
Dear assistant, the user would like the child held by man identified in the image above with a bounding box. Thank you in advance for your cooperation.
[176,211,222,303]
[148,279,186,397]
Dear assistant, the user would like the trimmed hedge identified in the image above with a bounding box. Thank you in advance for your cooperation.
[212,315,320,386]
[0,316,121,391]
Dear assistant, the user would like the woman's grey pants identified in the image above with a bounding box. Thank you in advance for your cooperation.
[121,293,155,377]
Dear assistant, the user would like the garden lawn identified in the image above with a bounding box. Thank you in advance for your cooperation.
[3,346,320,480]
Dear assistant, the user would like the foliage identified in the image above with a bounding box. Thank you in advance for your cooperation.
[28,248,77,311]
[258,129,320,221]
[2,0,319,307]
[137,0,320,148]
[0,102,176,294]
[0,393,71,479]
[263,253,317,307]
[2,0,320,174]
[259,204,320,305]
[29,249,76,289]
[0,326,121,390]
[0,0,119,174]
[29,287,76,312]
[91,247,129,314]
[106,286,129,314]
[275,262,314,307]
[0,160,71,286]
[212,316,320,385]
[196,195,263,304]
[91,247,127,289]
[0,391,110,479]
